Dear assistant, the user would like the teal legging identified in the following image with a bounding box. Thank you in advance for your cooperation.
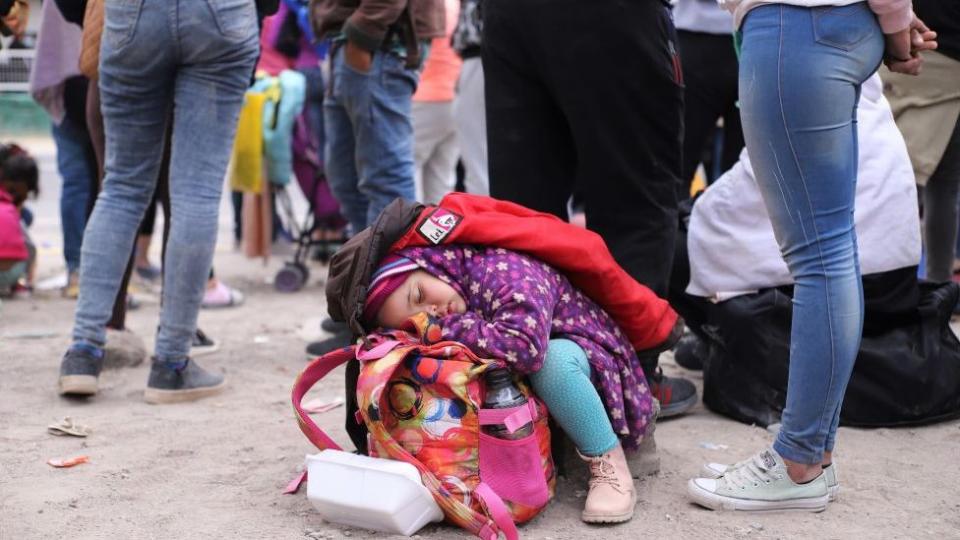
[529,339,619,457]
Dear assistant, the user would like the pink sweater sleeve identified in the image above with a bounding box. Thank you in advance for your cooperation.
[868,0,913,34]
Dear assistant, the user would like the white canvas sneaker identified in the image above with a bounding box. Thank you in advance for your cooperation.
[688,448,830,512]
[701,460,840,501]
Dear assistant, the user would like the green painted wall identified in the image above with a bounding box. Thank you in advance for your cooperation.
[0,93,50,136]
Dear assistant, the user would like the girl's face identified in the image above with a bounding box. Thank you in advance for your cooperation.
[377,270,467,328]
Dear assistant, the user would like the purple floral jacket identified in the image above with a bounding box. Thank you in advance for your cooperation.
[398,245,655,448]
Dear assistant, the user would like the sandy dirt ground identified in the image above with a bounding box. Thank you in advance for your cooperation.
[2,138,959,540]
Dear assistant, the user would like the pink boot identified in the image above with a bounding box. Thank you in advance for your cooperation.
[579,444,637,523]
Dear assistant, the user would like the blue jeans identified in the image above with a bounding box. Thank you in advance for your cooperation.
[72,0,258,362]
[739,3,883,464]
[324,45,418,234]
[51,116,94,274]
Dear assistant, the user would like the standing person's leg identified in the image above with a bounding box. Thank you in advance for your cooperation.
[677,30,732,198]
[689,4,883,511]
[718,100,746,180]
[134,196,161,279]
[60,0,176,396]
[144,0,258,404]
[452,57,488,196]
[324,46,367,235]
[413,100,459,204]
[85,80,105,185]
[299,66,326,155]
[422,106,460,203]
[84,77,138,331]
[540,0,682,299]
[355,51,419,227]
[530,0,690,414]
[484,0,693,419]
[923,119,960,282]
[482,0,575,218]
[51,115,93,279]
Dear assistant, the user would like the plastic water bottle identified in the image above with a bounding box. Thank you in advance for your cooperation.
[482,368,533,439]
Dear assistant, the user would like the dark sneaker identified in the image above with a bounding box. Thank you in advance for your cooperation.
[144,358,226,404]
[648,368,698,418]
[673,332,706,371]
[320,317,347,333]
[58,345,104,396]
[191,328,220,357]
[305,329,353,360]
[135,264,162,282]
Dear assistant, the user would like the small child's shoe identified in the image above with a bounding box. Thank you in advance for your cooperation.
[579,444,636,523]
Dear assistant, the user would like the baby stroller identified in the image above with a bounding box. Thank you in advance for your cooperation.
[274,113,346,292]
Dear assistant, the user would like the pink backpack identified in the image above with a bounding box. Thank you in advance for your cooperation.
[293,314,555,539]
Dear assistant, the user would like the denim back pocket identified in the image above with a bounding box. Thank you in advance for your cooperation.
[204,0,257,41]
[103,0,144,50]
[812,3,878,51]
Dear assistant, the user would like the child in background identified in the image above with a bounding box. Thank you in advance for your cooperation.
[0,144,39,297]
[364,245,654,524]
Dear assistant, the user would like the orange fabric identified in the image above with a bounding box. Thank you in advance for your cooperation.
[413,0,462,103]
[79,0,103,80]
[390,193,680,354]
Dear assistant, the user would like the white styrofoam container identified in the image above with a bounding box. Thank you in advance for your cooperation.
[305,450,444,536]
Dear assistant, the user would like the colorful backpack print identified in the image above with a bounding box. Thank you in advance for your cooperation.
[293,313,555,540]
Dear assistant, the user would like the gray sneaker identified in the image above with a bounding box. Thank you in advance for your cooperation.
[626,403,661,478]
[58,346,104,396]
[144,358,226,404]
[687,448,829,512]
[701,461,839,501]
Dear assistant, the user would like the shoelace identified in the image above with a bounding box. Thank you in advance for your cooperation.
[721,453,780,490]
[719,456,753,476]
[588,457,622,489]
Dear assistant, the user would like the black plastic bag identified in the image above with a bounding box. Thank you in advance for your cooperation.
[701,279,960,427]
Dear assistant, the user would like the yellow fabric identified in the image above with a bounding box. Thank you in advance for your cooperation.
[229,91,266,193]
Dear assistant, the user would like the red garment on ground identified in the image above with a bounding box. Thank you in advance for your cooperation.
[389,192,679,354]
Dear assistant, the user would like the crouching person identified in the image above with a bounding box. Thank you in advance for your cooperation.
[0,144,39,297]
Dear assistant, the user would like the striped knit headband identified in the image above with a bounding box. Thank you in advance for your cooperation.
[362,254,420,323]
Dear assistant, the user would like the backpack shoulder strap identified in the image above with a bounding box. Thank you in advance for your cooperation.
[292,347,356,451]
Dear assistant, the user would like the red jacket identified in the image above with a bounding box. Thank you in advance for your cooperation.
[0,188,27,262]
[389,193,681,355]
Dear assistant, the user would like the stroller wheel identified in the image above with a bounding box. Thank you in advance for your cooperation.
[275,262,309,292]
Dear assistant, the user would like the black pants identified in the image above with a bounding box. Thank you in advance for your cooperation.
[482,0,683,299]
[676,30,744,197]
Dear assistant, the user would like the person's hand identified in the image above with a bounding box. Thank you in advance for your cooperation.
[1,0,29,37]
[343,40,373,73]
[909,16,938,54]
[884,14,938,76]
